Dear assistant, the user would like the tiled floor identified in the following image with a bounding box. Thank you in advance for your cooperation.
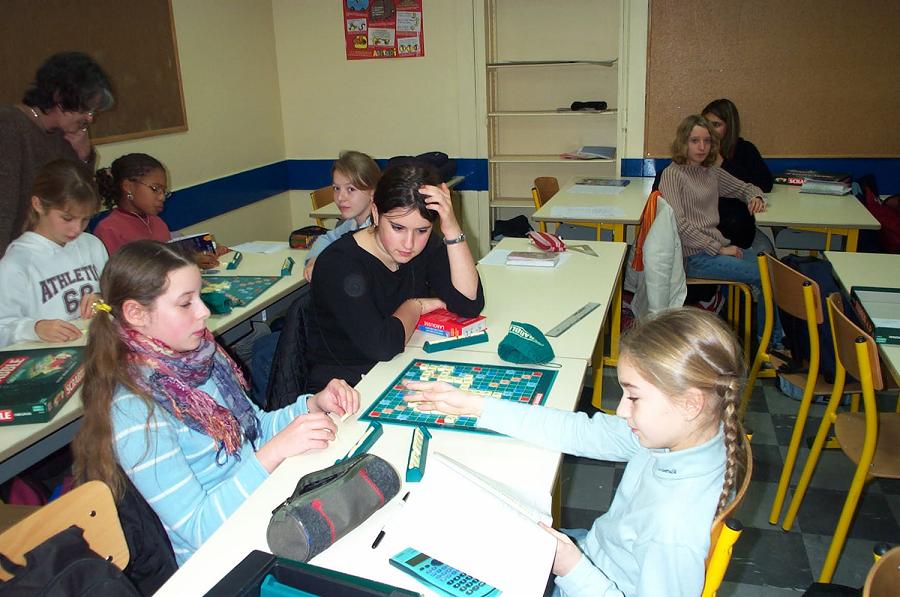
[558,368,899,595]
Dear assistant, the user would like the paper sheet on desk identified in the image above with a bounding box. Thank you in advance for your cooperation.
[566,185,626,195]
[551,205,626,219]
[230,241,290,254]
[383,453,555,597]
[479,249,572,267]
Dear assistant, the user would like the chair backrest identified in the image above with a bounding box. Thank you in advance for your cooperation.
[864,545,900,597]
[827,293,884,392]
[310,185,334,210]
[761,253,824,324]
[0,481,129,580]
[702,436,753,597]
[533,176,560,207]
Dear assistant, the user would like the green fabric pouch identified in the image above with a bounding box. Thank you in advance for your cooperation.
[497,321,555,364]
[200,291,233,315]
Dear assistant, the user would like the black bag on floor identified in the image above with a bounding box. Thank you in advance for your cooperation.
[0,526,140,596]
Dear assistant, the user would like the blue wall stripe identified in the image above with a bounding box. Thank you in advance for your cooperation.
[159,157,898,230]
[622,157,900,193]
[162,161,289,231]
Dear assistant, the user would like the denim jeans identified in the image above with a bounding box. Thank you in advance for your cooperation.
[684,229,784,346]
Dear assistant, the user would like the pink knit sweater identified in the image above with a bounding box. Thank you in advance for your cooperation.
[659,164,764,257]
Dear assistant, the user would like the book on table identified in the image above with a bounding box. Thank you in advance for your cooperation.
[416,308,487,338]
[0,347,84,426]
[560,145,616,160]
[799,179,852,196]
[505,250,560,268]
[383,453,555,597]
[168,232,217,255]
[850,286,900,345]
[775,169,850,186]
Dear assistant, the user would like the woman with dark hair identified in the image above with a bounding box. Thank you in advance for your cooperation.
[306,162,484,391]
[0,52,113,255]
[701,98,773,249]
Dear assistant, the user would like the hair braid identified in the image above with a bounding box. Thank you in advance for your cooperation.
[716,377,747,516]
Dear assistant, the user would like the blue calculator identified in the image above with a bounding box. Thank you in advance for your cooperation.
[389,547,500,597]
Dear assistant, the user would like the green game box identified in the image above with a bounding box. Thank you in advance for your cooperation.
[850,286,900,346]
[0,347,85,426]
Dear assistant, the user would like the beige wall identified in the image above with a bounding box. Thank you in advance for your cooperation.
[93,0,289,243]
[272,0,481,159]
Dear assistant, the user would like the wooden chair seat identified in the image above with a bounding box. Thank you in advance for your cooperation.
[834,412,900,478]
[864,544,900,596]
[768,351,863,397]
[0,481,129,581]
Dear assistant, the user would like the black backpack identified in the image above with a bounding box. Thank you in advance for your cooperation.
[0,526,140,596]
[775,255,860,385]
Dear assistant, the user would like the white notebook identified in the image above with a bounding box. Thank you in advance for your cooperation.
[383,453,556,597]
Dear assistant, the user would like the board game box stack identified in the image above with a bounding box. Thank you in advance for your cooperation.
[416,309,486,338]
[0,347,85,426]
[850,286,900,345]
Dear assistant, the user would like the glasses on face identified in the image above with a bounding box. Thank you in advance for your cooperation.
[131,179,172,199]
[57,104,96,118]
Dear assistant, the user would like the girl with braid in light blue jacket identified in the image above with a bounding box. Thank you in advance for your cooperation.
[404,307,748,597]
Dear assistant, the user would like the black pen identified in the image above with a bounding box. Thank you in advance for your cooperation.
[371,491,410,549]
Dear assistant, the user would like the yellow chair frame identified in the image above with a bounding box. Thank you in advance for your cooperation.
[740,254,861,527]
[310,185,335,227]
[701,436,754,597]
[780,294,900,582]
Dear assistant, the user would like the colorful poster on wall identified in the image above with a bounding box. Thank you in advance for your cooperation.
[343,0,425,60]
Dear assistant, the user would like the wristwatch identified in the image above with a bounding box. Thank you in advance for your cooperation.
[443,233,466,245]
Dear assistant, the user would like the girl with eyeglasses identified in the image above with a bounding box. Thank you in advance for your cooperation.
[95,153,227,267]
[0,160,108,348]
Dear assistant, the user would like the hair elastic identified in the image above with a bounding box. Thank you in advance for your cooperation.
[92,299,113,315]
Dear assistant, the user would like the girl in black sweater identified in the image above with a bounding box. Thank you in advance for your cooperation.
[306,162,484,391]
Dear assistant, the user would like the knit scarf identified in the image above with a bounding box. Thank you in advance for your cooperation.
[119,326,260,462]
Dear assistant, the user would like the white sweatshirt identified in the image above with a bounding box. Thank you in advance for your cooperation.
[0,231,108,347]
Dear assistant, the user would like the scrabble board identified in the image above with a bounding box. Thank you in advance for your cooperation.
[360,359,556,434]
[201,275,280,306]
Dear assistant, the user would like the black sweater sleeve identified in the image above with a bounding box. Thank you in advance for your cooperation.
[723,138,773,192]
[421,236,485,317]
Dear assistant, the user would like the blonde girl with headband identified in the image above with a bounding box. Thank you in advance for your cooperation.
[0,159,107,347]
[304,150,381,282]
[72,240,360,565]
[404,308,747,597]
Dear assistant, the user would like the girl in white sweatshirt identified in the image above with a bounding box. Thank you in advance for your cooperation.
[0,159,108,347]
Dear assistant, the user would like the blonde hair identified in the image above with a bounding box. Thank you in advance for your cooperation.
[24,160,100,232]
[670,115,720,167]
[333,150,381,191]
[619,308,747,516]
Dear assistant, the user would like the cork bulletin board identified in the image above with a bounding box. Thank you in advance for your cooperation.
[645,0,900,158]
[0,0,186,144]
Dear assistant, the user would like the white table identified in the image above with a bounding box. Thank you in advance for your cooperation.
[531,176,652,244]
[758,186,880,252]
[825,251,900,384]
[410,238,626,362]
[0,248,309,484]
[157,347,588,596]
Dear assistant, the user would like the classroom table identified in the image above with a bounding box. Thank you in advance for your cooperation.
[408,237,625,406]
[757,186,880,253]
[0,247,309,485]
[310,175,466,221]
[824,251,900,385]
[531,176,652,244]
[156,347,588,596]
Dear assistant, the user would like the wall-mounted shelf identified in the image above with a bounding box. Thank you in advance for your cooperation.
[488,109,618,117]
[487,59,617,68]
